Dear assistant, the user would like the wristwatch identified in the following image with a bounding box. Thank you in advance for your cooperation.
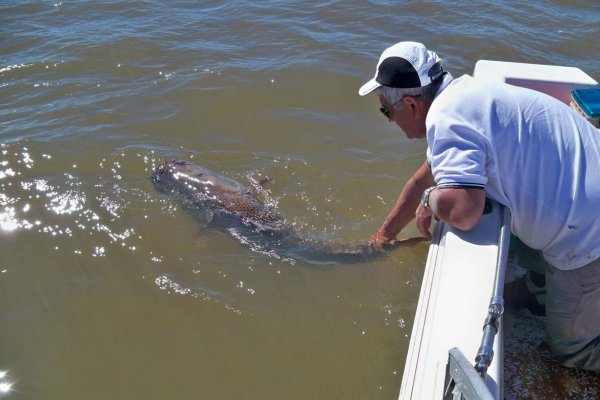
[421,186,438,209]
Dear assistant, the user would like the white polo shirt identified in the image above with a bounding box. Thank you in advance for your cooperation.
[426,75,600,270]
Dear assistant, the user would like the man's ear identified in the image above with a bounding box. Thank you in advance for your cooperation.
[403,96,421,116]
[409,96,429,119]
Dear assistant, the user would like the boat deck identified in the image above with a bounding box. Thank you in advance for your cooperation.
[503,261,600,399]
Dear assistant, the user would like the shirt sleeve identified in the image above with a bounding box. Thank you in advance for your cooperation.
[427,120,489,188]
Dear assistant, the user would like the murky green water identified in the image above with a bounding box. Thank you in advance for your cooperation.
[1,1,598,399]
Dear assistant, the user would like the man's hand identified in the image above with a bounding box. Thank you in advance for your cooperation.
[415,202,434,240]
[370,233,427,253]
[370,231,396,252]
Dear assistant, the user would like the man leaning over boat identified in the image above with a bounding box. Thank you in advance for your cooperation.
[359,41,600,372]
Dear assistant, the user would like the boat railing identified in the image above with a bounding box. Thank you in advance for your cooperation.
[443,205,511,400]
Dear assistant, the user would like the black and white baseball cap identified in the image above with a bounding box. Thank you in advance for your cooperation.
[358,41,444,96]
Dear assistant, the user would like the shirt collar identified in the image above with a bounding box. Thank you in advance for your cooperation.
[434,72,454,99]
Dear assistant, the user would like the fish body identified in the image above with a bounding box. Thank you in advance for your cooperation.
[151,160,422,264]
[152,160,282,231]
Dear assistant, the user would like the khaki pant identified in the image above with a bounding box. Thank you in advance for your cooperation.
[516,240,600,372]
[545,257,600,372]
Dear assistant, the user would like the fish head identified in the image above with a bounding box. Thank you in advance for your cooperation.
[151,160,244,199]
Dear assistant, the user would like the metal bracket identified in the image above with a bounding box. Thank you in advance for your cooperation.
[445,348,495,400]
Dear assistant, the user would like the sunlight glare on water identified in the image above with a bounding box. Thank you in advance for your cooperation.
[0,371,11,395]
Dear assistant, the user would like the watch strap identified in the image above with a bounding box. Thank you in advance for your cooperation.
[421,186,438,208]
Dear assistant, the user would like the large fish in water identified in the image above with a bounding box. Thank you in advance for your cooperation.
[151,159,422,264]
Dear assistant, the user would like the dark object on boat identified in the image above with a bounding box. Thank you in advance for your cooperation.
[570,88,600,127]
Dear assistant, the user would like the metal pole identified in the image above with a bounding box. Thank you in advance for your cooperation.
[474,205,511,377]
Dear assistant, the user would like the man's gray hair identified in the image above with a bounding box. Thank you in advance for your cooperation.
[377,74,446,110]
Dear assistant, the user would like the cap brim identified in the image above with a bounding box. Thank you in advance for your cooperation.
[358,78,380,96]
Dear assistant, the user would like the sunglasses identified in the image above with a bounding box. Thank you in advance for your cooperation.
[379,94,421,121]
[379,105,394,121]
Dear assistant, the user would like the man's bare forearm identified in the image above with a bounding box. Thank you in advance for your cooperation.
[376,160,435,240]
